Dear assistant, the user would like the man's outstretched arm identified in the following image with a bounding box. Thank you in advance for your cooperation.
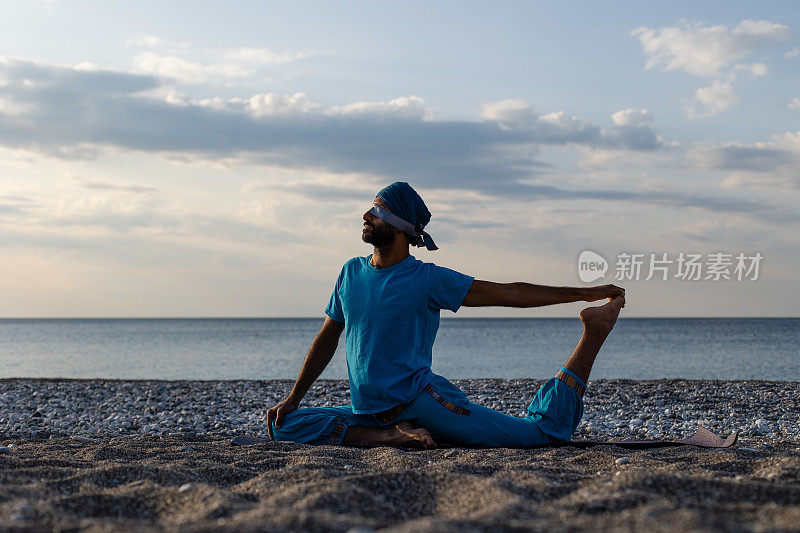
[461,280,624,308]
[266,316,344,439]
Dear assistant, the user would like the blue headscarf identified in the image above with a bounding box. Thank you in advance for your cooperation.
[375,182,438,250]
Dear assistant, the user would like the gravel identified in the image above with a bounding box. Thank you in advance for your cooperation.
[1,378,797,442]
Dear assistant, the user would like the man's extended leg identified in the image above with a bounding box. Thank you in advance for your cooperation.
[398,296,625,447]
[563,295,625,383]
[400,371,585,447]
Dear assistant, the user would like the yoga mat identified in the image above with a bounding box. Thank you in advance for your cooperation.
[543,426,738,449]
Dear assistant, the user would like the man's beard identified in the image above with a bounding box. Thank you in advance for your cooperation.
[362,221,396,248]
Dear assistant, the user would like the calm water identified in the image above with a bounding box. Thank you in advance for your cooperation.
[0,318,797,380]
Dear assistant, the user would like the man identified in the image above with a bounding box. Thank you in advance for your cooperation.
[266,182,625,449]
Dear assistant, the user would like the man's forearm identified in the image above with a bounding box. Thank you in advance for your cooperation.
[504,282,590,307]
[462,280,623,308]
[287,329,339,402]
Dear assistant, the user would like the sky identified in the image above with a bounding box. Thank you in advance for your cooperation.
[1,0,799,318]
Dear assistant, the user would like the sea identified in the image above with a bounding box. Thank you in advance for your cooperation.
[0,318,797,381]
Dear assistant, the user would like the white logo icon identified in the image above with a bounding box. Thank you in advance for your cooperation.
[578,250,608,283]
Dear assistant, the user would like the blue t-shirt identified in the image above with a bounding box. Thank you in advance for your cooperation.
[325,254,474,414]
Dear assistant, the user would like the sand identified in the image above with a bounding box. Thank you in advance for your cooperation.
[2,435,799,532]
[1,378,799,531]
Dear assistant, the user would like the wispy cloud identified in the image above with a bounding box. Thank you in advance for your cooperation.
[632,19,790,76]
[727,62,769,80]
[632,19,792,117]
[243,180,375,202]
[125,34,174,48]
[131,52,251,84]
[75,178,159,194]
[124,35,313,85]
[690,131,800,190]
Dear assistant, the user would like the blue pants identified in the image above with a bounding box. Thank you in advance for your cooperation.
[272,368,586,447]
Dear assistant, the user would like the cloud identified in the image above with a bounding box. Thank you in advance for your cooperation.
[127,37,313,85]
[0,55,159,94]
[633,20,790,118]
[687,80,739,117]
[480,99,538,126]
[0,97,16,114]
[632,19,790,76]
[2,56,797,224]
[784,47,800,59]
[604,109,662,150]
[0,58,665,190]
[479,101,662,150]
[326,95,430,119]
[611,109,653,128]
[727,62,769,80]
[663,219,774,247]
[76,178,159,193]
[158,91,319,117]
[789,98,800,110]
[479,100,601,144]
[132,52,253,84]
[243,180,375,202]
[125,34,169,48]
[518,184,799,223]
[690,131,800,189]
[247,92,318,116]
[536,111,600,143]
[224,47,312,65]
[132,47,311,84]
[252,176,800,225]
[0,189,300,251]
[701,144,793,172]
[0,199,35,215]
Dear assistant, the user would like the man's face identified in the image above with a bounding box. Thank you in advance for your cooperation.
[362,197,397,247]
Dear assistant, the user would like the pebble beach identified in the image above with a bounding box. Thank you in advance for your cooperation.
[1,378,799,531]
[2,378,797,442]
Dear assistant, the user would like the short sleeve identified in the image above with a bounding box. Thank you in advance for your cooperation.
[429,264,475,312]
[324,265,346,323]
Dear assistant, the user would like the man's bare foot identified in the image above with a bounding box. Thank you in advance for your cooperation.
[579,295,625,336]
[341,422,436,448]
[388,421,436,450]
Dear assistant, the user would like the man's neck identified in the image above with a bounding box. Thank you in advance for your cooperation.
[370,245,410,269]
